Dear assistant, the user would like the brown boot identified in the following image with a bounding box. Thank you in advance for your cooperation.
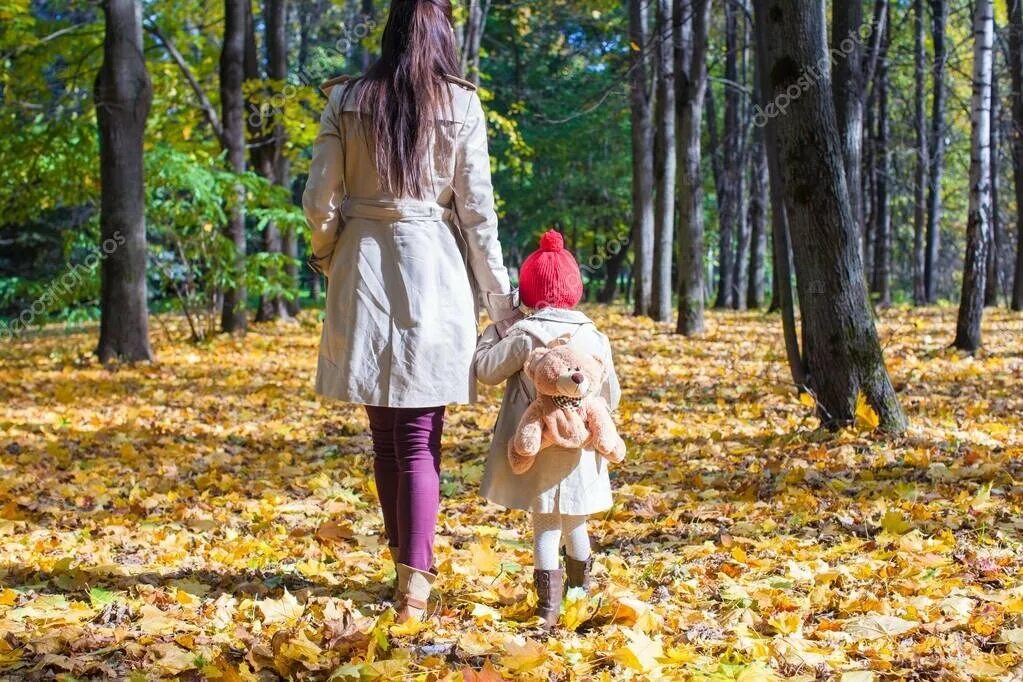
[533,569,564,629]
[565,555,593,591]
[395,563,435,623]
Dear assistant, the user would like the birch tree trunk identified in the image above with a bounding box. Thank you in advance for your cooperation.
[754,0,906,431]
[954,0,994,352]
[871,20,892,306]
[95,0,153,362]
[986,69,1002,307]
[629,0,655,316]
[747,126,768,309]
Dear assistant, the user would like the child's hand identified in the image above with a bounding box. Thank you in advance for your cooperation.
[494,308,525,337]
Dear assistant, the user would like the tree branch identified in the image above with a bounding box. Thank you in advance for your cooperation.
[145,23,226,146]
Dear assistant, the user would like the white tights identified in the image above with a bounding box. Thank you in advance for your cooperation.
[532,512,591,571]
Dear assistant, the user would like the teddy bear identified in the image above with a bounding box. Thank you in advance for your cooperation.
[508,340,626,474]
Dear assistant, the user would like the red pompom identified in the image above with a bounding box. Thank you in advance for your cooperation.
[538,230,564,253]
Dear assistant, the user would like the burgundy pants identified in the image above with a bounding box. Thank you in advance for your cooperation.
[364,405,445,572]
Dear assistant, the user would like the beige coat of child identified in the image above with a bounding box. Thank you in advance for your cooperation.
[475,307,621,515]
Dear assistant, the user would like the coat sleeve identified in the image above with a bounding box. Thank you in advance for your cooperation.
[453,92,518,321]
[600,335,622,411]
[474,324,535,386]
[302,86,346,275]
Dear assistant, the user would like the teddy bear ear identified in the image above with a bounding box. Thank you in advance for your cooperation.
[524,347,551,379]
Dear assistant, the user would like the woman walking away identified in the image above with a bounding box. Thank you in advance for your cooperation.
[302,0,520,623]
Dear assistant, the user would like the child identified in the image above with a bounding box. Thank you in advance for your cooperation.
[474,230,623,629]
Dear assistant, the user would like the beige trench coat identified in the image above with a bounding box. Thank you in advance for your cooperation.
[303,74,518,407]
[474,308,622,515]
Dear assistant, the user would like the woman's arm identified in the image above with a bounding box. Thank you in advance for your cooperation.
[452,92,517,322]
[302,85,346,275]
[474,324,534,385]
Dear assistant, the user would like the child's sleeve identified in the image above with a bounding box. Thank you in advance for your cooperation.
[474,324,535,386]
[600,336,622,411]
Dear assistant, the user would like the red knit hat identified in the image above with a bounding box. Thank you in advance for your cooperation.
[518,230,583,309]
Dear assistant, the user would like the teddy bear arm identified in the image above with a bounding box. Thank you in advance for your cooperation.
[512,402,546,457]
[584,397,625,462]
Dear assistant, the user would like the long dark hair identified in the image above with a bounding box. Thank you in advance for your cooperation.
[353,0,461,199]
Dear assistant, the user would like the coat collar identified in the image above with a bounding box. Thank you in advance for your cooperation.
[524,307,593,325]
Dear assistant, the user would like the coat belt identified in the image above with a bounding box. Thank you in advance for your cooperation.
[341,198,455,223]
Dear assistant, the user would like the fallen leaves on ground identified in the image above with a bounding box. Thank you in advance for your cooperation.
[0,305,1021,679]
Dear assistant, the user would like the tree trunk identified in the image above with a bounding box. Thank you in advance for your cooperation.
[95,0,153,363]
[714,0,741,310]
[871,20,892,306]
[755,0,906,432]
[220,0,248,335]
[752,0,805,387]
[861,0,887,269]
[925,0,948,302]
[832,0,865,237]
[1012,0,1023,311]
[651,0,676,322]
[747,124,768,309]
[629,0,655,316]
[255,0,293,322]
[912,0,929,305]
[675,0,711,335]
[731,4,752,311]
[986,68,1002,307]
[954,0,994,352]
[461,0,489,86]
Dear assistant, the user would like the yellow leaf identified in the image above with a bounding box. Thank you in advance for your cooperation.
[854,392,880,431]
[613,628,663,673]
[468,540,502,575]
[881,510,913,535]
[561,587,593,631]
[0,588,18,606]
[256,589,304,625]
[389,618,429,637]
[469,602,502,623]
[138,604,180,635]
[799,392,816,408]
[500,637,546,673]
[768,611,801,635]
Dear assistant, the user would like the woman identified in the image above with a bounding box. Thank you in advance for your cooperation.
[302,0,519,623]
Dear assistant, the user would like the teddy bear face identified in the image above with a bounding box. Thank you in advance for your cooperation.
[524,344,605,399]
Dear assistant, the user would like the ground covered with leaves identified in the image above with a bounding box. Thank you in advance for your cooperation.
[1,306,1022,680]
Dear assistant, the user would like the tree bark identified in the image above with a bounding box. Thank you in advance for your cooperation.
[752,0,805,387]
[221,0,248,335]
[747,125,768,309]
[954,0,994,352]
[255,0,293,322]
[912,0,929,305]
[755,0,906,432]
[675,0,711,335]
[986,67,1002,307]
[925,0,948,303]
[95,0,153,363]
[714,0,741,310]
[1012,0,1023,310]
[629,0,655,316]
[461,0,489,86]
[832,0,865,238]
[871,19,892,306]
[651,0,676,322]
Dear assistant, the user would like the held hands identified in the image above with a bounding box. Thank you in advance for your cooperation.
[494,308,526,338]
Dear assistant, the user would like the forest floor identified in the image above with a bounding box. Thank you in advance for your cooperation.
[0,305,1021,680]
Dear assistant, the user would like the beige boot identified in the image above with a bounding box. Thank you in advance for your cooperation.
[395,563,435,623]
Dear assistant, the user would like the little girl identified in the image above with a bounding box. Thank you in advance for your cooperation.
[474,230,623,629]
